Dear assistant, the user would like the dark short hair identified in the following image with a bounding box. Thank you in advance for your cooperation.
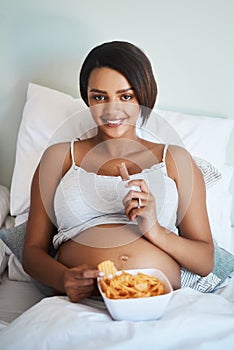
[79,41,157,125]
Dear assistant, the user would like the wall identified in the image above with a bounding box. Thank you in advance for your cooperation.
[0,0,233,222]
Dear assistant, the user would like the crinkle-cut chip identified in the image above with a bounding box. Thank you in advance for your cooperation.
[135,282,148,291]
[98,260,117,278]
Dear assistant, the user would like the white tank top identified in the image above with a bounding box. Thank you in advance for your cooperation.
[53,139,179,248]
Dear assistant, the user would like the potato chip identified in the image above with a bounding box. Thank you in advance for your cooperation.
[98,260,118,278]
[99,269,165,299]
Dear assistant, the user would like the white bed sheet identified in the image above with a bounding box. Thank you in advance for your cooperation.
[0,227,233,349]
[0,275,234,350]
[0,272,44,323]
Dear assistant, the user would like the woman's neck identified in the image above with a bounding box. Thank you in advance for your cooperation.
[95,128,140,157]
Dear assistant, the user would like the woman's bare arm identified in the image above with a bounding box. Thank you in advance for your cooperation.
[22,143,70,292]
[123,145,214,276]
[23,142,100,300]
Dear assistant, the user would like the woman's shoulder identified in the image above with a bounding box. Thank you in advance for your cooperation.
[39,142,73,175]
[166,144,191,159]
[165,145,202,184]
[163,144,193,170]
[41,141,71,160]
[141,142,193,181]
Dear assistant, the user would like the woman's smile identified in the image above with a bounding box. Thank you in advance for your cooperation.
[102,117,128,128]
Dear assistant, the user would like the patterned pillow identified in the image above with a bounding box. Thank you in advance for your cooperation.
[193,156,222,188]
[181,269,221,292]
[181,241,234,292]
[180,156,232,292]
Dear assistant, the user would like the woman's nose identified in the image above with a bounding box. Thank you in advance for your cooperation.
[103,102,121,116]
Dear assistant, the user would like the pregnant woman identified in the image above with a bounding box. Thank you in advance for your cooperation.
[23,41,214,302]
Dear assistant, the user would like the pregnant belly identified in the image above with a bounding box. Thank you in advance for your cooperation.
[58,224,181,289]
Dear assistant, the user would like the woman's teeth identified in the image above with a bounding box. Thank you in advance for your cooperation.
[106,119,122,126]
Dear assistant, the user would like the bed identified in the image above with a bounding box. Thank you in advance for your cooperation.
[0,83,234,349]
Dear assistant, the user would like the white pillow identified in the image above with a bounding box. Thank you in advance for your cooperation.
[138,109,234,168]
[8,254,32,282]
[10,83,234,251]
[10,83,94,219]
[206,165,234,254]
[0,185,10,228]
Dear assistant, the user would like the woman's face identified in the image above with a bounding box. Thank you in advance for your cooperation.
[87,67,140,138]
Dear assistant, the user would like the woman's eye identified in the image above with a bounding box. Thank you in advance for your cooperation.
[121,94,132,101]
[92,95,105,101]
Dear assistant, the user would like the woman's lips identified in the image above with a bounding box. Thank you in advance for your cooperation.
[103,119,125,127]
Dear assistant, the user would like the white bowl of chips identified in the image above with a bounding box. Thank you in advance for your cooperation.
[98,268,173,321]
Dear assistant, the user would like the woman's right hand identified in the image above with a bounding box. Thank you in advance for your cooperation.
[63,264,100,302]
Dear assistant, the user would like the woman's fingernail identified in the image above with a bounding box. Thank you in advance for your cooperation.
[99,271,105,277]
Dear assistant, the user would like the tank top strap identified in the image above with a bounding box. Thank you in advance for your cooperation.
[70,138,80,167]
[161,144,169,176]
[162,144,169,163]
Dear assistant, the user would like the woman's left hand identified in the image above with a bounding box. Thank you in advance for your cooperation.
[122,179,159,235]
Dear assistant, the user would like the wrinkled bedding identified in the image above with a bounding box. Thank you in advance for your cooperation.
[0,275,233,350]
